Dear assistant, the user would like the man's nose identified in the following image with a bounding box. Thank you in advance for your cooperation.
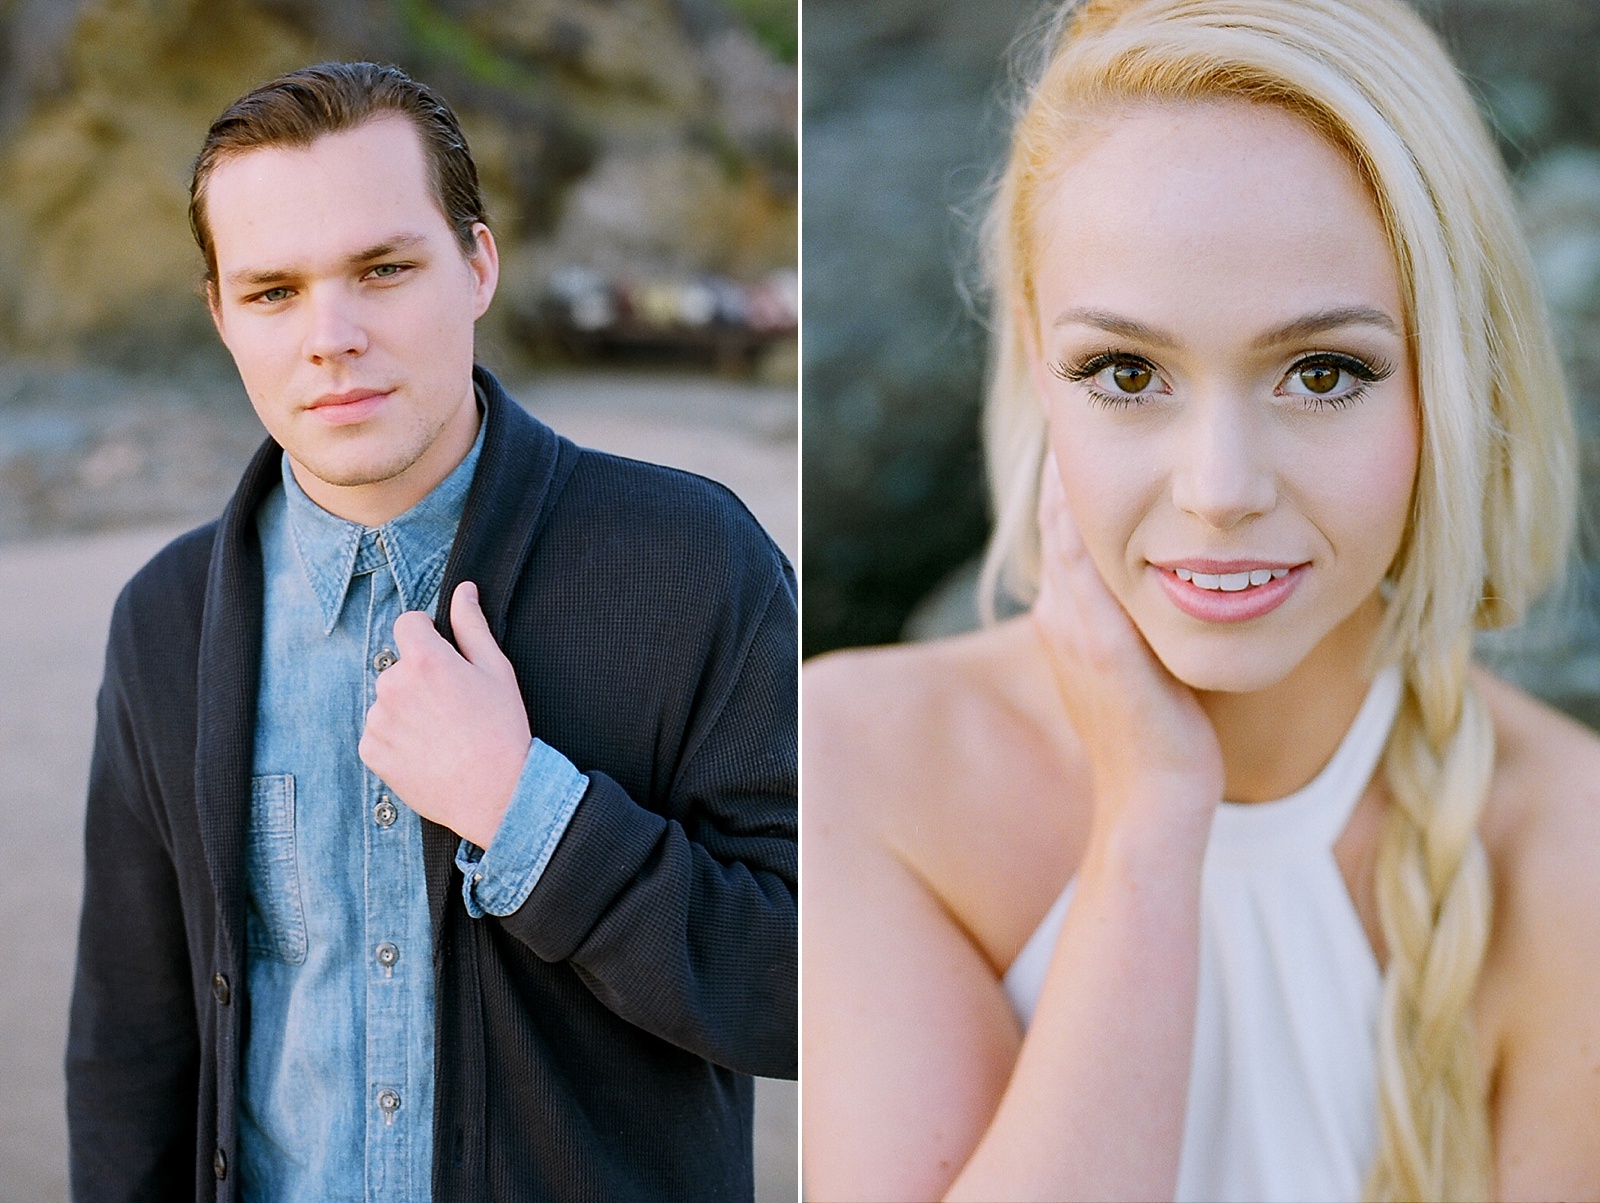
[301,286,369,362]
[1168,396,1276,530]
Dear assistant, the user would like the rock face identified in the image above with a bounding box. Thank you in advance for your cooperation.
[802,0,1036,654]
[804,0,1600,722]
[0,0,796,363]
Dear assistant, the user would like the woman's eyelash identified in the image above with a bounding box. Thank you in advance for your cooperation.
[1048,349,1144,383]
[1047,350,1163,409]
[1046,349,1396,409]
[1288,351,1394,384]
[1280,352,1395,410]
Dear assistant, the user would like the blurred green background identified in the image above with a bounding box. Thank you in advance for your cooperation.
[802,0,1600,725]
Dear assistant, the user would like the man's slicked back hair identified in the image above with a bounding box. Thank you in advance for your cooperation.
[190,61,487,283]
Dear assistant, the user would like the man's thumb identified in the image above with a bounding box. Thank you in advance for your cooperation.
[449,581,509,671]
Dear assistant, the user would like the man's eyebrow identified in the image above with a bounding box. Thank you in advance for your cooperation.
[223,233,431,289]
[346,233,429,264]
[1050,304,1403,349]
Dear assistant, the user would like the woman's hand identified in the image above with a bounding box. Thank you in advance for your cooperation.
[1030,452,1224,833]
[934,456,1223,1201]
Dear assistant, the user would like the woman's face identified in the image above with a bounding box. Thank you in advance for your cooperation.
[1028,99,1419,693]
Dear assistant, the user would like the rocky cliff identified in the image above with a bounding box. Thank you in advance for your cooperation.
[0,0,797,363]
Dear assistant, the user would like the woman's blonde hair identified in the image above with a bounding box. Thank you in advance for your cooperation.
[978,0,1577,1197]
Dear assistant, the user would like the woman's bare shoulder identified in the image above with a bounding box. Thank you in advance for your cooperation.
[804,619,1085,951]
[1474,669,1600,1194]
[804,619,1068,822]
[1476,667,1600,878]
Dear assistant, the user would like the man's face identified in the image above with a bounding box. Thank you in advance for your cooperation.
[205,114,497,524]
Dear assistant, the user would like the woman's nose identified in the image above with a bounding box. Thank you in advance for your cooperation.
[1168,398,1276,530]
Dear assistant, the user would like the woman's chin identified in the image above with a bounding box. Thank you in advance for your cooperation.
[1143,631,1309,696]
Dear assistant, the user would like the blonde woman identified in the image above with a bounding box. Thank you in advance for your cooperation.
[803,1,1600,1199]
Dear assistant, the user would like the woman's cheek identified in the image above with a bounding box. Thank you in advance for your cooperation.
[1049,427,1150,597]
[1314,401,1419,585]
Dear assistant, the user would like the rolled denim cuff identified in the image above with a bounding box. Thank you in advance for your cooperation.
[456,739,588,919]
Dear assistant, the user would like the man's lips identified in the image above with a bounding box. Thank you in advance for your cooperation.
[306,388,393,424]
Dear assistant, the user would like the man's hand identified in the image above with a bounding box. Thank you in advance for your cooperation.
[359,580,532,848]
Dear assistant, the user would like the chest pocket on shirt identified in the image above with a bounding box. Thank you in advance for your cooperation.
[245,773,308,964]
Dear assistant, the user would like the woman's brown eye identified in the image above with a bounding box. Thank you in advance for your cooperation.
[1112,363,1152,392]
[1298,363,1340,394]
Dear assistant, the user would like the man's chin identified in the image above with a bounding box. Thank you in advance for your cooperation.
[286,448,419,493]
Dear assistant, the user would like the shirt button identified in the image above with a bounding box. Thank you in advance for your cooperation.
[374,797,398,827]
[211,972,230,1006]
[377,1088,402,1123]
[376,941,399,969]
[374,648,397,672]
[213,1147,228,1179]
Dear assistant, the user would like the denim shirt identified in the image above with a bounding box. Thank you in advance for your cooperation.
[241,414,588,1201]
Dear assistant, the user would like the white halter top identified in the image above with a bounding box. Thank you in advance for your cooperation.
[1002,667,1403,1203]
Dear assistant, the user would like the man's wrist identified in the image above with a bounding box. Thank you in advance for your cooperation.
[456,739,589,918]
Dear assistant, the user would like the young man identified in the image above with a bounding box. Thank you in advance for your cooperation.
[65,63,796,1202]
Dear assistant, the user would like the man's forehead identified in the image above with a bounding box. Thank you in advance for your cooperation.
[206,115,447,275]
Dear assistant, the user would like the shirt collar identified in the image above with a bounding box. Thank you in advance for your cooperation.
[281,403,487,634]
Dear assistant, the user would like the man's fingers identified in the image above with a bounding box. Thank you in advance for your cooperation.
[449,581,513,673]
[392,609,445,659]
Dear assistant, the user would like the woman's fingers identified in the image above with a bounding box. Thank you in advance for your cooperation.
[1031,450,1223,816]
[1034,452,1149,672]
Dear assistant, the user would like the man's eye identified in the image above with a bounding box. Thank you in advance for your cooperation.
[259,287,292,304]
[370,264,405,279]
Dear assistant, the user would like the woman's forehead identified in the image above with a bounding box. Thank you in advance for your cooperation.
[1029,98,1404,348]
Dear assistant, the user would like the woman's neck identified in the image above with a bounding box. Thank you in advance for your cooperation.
[1197,592,1387,804]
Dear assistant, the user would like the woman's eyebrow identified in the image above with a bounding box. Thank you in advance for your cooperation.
[1253,305,1402,347]
[1051,308,1177,348]
[1050,304,1402,349]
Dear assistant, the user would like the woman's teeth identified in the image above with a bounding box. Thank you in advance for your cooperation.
[1174,567,1291,591]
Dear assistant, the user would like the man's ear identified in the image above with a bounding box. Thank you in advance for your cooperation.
[468,222,499,320]
[205,279,225,341]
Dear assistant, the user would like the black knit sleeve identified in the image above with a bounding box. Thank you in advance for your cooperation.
[66,589,200,1200]
[493,538,798,1080]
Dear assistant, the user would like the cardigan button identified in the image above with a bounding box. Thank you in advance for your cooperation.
[211,973,230,1006]
[213,1147,227,1179]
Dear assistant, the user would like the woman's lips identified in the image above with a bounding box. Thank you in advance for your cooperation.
[1152,561,1307,623]
[307,388,392,426]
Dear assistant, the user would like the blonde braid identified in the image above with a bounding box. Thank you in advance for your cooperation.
[1368,638,1495,1202]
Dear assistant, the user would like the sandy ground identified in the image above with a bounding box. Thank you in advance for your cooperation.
[0,373,797,1201]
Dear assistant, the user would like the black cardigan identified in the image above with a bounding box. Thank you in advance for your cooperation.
[66,368,798,1202]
